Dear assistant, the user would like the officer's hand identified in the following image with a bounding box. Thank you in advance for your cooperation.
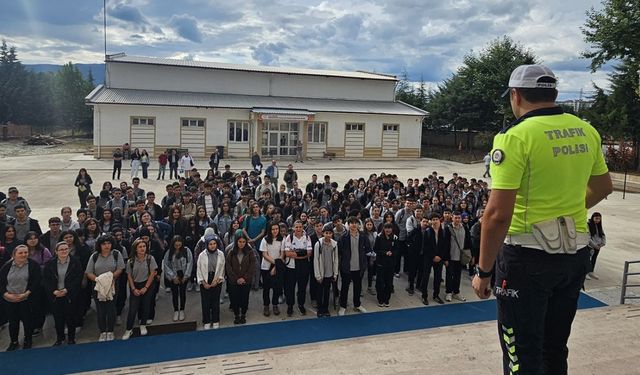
[472,275,492,299]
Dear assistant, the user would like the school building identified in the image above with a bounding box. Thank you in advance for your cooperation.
[85,54,427,159]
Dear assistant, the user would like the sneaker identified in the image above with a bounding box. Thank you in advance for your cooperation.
[378,302,384,307]
[355,306,367,313]
[165,287,171,293]
[421,297,429,305]
[263,306,270,317]
[383,303,389,307]
[139,325,147,336]
[122,330,132,340]
[179,311,185,321]
[116,315,122,326]
[212,323,219,329]
[106,332,114,341]
[286,306,293,317]
[445,293,452,302]
[588,273,599,280]
[173,311,179,322]
[273,305,280,315]
[146,319,153,325]
[434,296,445,304]
[338,307,346,316]
[22,341,32,349]
[67,339,76,345]
[98,332,107,342]
[367,287,376,296]
[394,273,400,278]
[405,287,414,296]
[6,342,19,351]
[52,340,64,347]
[203,323,211,330]
[453,293,466,302]
[298,305,307,315]
[585,274,592,280]
[32,328,42,337]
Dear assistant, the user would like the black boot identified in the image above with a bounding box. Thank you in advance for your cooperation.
[240,315,246,324]
[233,315,241,324]
[6,342,19,351]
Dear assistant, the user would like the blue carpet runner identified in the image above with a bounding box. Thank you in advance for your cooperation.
[0,293,605,374]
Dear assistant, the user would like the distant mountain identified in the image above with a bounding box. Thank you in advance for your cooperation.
[26,64,105,85]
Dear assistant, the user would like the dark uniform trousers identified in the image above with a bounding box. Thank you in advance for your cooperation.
[285,259,310,308]
[495,245,590,375]
[421,257,443,299]
[52,296,76,341]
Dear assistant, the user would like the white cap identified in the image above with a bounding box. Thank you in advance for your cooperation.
[508,64,557,89]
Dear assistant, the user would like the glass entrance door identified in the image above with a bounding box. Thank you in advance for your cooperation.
[261,121,299,157]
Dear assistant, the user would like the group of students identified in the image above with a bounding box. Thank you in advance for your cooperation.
[0,162,606,350]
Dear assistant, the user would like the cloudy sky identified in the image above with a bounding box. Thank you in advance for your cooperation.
[0,0,611,99]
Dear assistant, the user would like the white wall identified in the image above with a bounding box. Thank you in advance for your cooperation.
[107,62,396,101]
[314,113,421,150]
[93,104,250,153]
[93,104,422,158]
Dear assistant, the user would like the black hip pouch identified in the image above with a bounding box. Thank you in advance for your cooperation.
[207,271,215,284]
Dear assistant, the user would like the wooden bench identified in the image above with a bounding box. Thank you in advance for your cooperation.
[323,151,336,160]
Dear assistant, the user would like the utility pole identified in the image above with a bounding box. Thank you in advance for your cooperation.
[103,0,107,85]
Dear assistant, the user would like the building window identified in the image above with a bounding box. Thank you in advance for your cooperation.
[229,121,249,142]
[307,122,327,143]
[131,117,155,126]
[383,124,399,132]
[182,118,205,127]
[345,123,364,131]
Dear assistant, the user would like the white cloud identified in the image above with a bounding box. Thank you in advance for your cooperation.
[0,0,611,98]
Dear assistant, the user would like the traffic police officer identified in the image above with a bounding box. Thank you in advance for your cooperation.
[472,64,613,375]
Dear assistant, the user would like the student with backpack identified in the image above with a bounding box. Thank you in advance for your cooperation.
[283,220,313,317]
[122,238,158,340]
[85,235,125,342]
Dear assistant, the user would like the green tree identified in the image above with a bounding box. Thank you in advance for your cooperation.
[425,37,538,133]
[395,69,418,106]
[582,0,640,71]
[55,62,94,132]
[582,0,640,168]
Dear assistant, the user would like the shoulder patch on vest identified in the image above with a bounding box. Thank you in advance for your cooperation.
[492,149,505,165]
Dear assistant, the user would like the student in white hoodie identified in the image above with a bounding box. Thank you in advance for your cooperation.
[197,237,225,329]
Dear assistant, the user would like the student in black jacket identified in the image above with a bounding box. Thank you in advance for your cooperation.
[373,223,398,307]
[422,213,449,305]
[43,241,84,345]
[0,245,42,351]
[337,216,371,315]
[406,217,428,295]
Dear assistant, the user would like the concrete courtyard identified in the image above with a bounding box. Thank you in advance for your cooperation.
[0,152,638,373]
